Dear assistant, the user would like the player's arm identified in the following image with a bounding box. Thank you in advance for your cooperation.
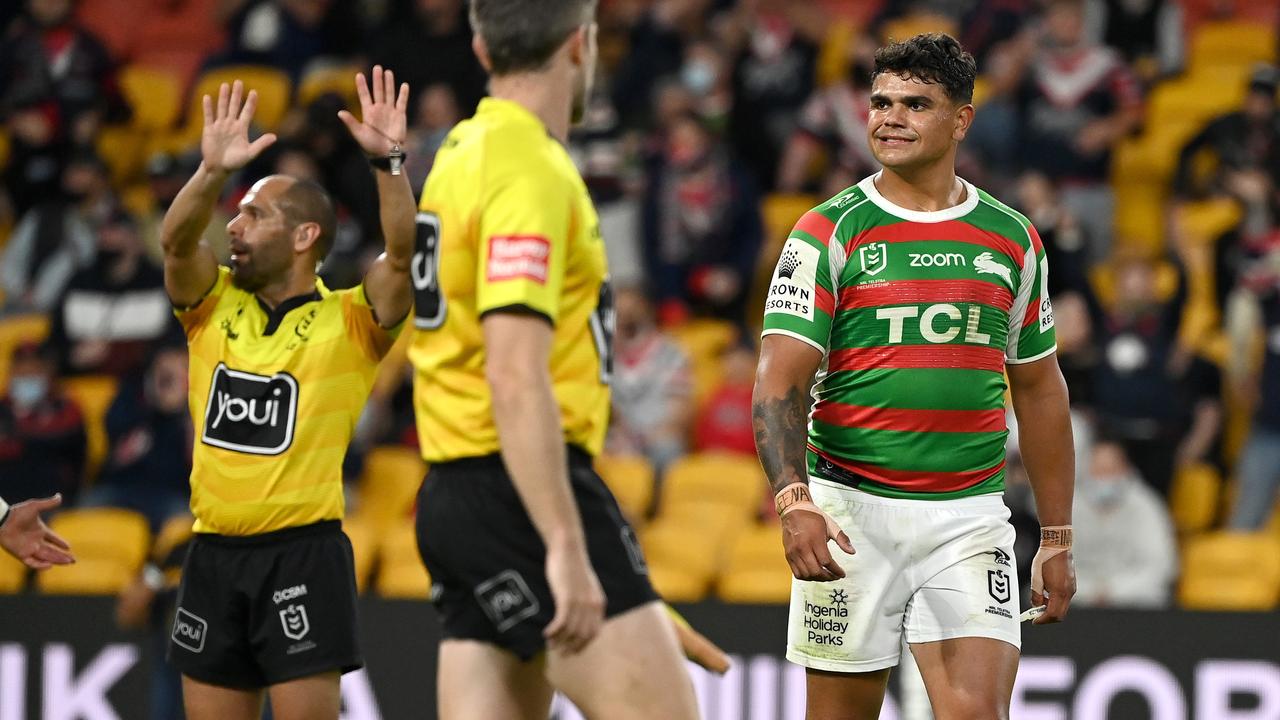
[0,494,74,570]
[339,66,414,327]
[161,80,276,307]
[483,313,604,653]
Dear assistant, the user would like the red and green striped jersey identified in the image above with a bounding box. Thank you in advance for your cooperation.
[761,173,1056,499]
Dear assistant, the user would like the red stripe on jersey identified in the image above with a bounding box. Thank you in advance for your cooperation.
[813,401,1007,434]
[1021,298,1040,328]
[793,211,836,246]
[815,284,835,316]
[846,220,1025,267]
[1027,223,1045,255]
[830,344,1005,373]
[839,279,1013,311]
[811,445,1005,493]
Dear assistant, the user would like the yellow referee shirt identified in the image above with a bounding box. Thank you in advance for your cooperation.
[178,267,399,535]
[410,97,611,463]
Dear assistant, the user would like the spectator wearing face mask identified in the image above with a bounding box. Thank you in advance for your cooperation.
[0,342,87,505]
[1071,436,1178,608]
[80,345,192,531]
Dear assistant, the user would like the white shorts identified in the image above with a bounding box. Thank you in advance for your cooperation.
[786,478,1021,673]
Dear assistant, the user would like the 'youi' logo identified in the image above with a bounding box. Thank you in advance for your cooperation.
[201,363,298,455]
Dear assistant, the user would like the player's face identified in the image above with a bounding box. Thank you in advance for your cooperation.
[866,73,970,173]
[226,177,295,292]
[571,22,599,125]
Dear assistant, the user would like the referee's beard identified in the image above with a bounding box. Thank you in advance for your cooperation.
[229,239,292,293]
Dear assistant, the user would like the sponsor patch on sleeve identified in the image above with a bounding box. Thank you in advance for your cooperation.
[486,235,551,284]
[765,238,821,321]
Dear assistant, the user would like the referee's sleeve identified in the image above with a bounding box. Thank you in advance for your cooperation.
[474,169,571,324]
[173,266,231,337]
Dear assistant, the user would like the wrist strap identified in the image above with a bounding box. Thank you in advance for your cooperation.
[0,497,10,529]
[1040,525,1073,548]
[369,145,405,176]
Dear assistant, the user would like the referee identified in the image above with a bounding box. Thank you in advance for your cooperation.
[409,1,698,717]
[159,69,414,719]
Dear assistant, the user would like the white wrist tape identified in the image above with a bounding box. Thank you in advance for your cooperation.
[1030,525,1073,596]
[774,483,843,539]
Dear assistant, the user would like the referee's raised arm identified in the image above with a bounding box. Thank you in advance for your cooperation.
[339,66,415,328]
[160,79,277,308]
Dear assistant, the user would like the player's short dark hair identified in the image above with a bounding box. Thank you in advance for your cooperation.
[278,178,336,261]
[469,0,597,75]
[873,33,977,105]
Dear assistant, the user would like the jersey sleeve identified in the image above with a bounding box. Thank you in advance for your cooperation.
[760,210,841,353]
[173,266,232,337]
[1005,223,1057,364]
[341,285,403,363]
[474,168,571,324]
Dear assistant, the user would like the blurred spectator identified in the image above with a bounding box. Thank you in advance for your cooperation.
[403,82,461,195]
[0,0,129,212]
[81,346,192,531]
[1015,172,1091,296]
[606,286,693,474]
[1174,64,1280,203]
[370,0,487,116]
[0,342,86,505]
[872,0,1032,67]
[1072,436,1178,608]
[611,0,712,129]
[1224,241,1280,530]
[679,37,734,132]
[642,113,763,324]
[724,3,817,189]
[776,32,877,193]
[693,339,755,455]
[138,151,231,264]
[46,210,179,378]
[1011,0,1142,257]
[215,0,362,81]
[1085,252,1223,495]
[1097,0,1184,77]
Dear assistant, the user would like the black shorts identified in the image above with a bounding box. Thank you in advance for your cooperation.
[416,445,657,660]
[167,520,363,689]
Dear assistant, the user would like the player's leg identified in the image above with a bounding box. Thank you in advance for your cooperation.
[806,668,892,720]
[180,676,263,720]
[545,600,697,720]
[908,638,1018,720]
[438,639,554,720]
[265,671,341,720]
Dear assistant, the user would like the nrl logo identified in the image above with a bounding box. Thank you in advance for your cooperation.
[858,242,889,276]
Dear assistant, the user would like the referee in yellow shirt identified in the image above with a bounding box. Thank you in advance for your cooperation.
[160,69,414,720]
[409,1,698,717]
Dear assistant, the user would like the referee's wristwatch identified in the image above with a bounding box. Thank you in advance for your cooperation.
[369,145,405,176]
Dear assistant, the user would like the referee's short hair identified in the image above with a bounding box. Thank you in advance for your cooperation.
[278,177,336,261]
[470,0,598,75]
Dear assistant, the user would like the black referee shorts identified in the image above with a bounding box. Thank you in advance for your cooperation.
[168,520,363,689]
[416,445,657,660]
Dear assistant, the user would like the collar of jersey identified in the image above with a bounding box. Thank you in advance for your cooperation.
[256,288,323,336]
[858,171,980,224]
[477,96,550,136]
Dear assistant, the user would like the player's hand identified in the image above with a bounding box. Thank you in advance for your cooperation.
[0,495,74,570]
[1031,551,1076,624]
[780,509,855,582]
[200,80,277,174]
[543,541,605,653]
[338,65,409,157]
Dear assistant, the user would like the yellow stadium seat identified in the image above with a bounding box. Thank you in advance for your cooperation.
[166,65,292,152]
[0,553,26,594]
[1179,531,1280,610]
[594,454,655,522]
[1189,22,1276,72]
[761,193,819,247]
[61,375,119,481]
[0,314,50,388]
[96,125,149,184]
[669,319,738,363]
[297,64,361,110]
[647,559,710,602]
[375,519,430,599]
[37,558,135,595]
[1176,198,1243,248]
[342,516,378,593]
[660,453,766,519]
[717,524,792,603]
[1170,463,1221,534]
[816,20,855,88]
[356,445,425,522]
[119,65,183,131]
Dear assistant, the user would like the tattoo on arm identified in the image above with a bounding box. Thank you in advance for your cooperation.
[752,385,811,494]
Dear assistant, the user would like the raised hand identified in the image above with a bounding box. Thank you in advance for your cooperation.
[200,80,277,174]
[338,65,410,157]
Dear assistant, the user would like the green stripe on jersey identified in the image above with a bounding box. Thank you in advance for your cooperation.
[810,421,1007,472]
[817,368,1007,411]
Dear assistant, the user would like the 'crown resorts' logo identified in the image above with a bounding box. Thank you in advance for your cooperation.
[778,248,802,279]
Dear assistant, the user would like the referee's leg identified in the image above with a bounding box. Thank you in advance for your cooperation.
[546,600,699,720]
[438,640,555,720]
[181,677,263,720]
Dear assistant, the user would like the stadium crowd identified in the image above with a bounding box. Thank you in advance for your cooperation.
[1,0,1279,617]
